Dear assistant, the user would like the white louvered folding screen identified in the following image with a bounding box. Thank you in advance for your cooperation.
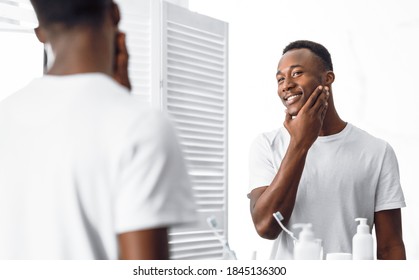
[161,2,229,260]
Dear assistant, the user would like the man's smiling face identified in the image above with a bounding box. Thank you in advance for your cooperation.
[276,48,326,116]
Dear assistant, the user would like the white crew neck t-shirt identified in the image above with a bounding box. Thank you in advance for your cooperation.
[0,73,196,259]
[249,123,405,259]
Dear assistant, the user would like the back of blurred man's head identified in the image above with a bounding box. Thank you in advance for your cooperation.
[30,0,112,28]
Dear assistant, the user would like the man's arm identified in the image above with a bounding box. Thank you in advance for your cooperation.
[374,208,406,260]
[249,86,329,240]
[249,143,310,239]
[118,227,169,260]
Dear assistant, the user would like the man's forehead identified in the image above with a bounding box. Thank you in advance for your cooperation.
[277,48,319,72]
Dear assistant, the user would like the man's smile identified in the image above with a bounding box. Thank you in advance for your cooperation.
[284,92,302,105]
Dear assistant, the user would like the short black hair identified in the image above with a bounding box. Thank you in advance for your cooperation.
[283,40,333,71]
[30,0,112,28]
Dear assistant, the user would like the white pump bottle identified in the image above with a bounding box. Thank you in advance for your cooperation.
[293,223,322,260]
[352,218,373,260]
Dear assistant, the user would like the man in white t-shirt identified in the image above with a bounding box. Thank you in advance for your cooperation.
[0,0,196,259]
[248,40,406,259]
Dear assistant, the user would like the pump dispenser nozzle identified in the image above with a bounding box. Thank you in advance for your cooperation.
[292,223,315,241]
[292,223,322,260]
[355,218,369,234]
[352,217,373,260]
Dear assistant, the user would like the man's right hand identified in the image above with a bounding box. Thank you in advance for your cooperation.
[284,85,329,150]
[113,31,132,91]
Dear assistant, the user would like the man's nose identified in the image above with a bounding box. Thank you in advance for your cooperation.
[282,76,296,92]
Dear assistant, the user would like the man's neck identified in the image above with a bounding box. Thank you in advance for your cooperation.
[47,28,113,76]
[319,105,347,136]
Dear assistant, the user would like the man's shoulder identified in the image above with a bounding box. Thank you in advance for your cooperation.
[255,126,289,145]
[5,73,170,131]
[348,123,388,145]
[251,126,290,155]
[346,123,392,155]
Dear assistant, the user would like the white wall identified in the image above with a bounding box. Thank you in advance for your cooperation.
[0,31,43,102]
[189,0,419,260]
[164,0,189,8]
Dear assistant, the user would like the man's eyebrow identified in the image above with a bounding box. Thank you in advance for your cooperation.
[276,64,303,76]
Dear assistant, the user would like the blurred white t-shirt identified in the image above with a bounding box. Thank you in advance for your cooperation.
[0,73,196,259]
[249,123,405,259]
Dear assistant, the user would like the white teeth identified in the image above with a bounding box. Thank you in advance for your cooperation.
[287,94,300,101]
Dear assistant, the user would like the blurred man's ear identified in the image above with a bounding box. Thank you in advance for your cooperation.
[111,2,121,26]
[34,26,47,43]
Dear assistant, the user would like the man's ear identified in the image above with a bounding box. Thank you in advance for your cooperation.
[34,26,47,43]
[325,71,335,86]
[111,2,121,26]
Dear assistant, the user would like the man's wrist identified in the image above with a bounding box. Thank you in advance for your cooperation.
[288,139,311,155]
